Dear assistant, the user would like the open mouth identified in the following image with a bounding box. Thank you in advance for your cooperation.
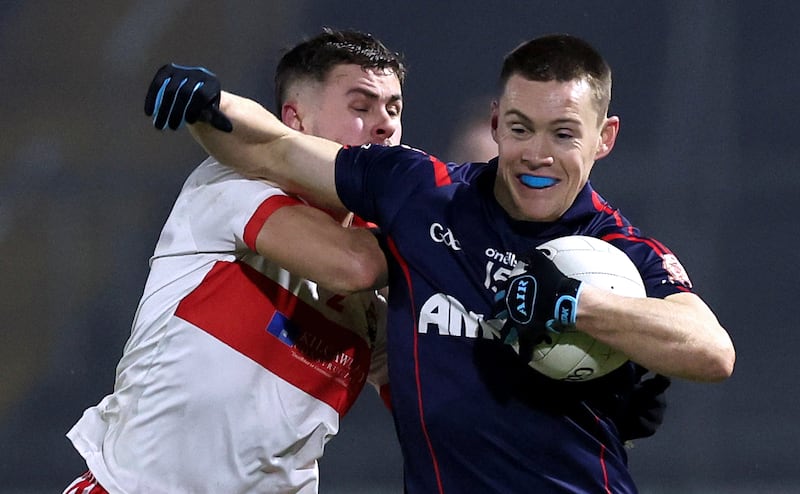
[520,174,558,189]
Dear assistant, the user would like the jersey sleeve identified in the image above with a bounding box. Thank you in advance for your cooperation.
[154,157,300,258]
[334,145,444,228]
[584,189,695,300]
[606,234,694,299]
[241,195,304,252]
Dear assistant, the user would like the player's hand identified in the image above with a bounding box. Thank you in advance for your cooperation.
[617,373,671,441]
[491,249,583,359]
[144,63,233,132]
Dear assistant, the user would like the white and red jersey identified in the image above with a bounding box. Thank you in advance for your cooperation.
[66,157,387,494]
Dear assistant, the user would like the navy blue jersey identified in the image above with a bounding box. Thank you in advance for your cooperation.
[335,145,692,494]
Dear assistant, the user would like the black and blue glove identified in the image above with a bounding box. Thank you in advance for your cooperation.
[144,63,232,132]
[492,249,583,360]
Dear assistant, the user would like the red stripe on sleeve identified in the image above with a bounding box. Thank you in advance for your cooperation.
[601,232,668,257]
[590,191,627,228]
[243,195,304,251]
[430,156,452,187]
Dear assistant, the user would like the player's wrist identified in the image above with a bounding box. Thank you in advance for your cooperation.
[546,277,582,331]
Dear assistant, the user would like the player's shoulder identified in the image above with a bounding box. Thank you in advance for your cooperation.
[340,143,440,165]
[181,156,281,193]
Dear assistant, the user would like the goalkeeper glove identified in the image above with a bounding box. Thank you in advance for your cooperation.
[144,63,232,132]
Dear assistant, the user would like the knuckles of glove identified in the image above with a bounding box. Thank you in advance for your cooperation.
[144,63,232,132]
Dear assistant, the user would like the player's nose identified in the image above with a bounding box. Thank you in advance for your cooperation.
[371,112,400,145]
[522,136,553,165]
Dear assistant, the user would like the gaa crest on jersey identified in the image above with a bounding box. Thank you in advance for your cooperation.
[429,222,462,251]
[662,253,692,288]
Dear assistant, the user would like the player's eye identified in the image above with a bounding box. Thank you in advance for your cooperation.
[510,124,530,136]
[555,128,575,139]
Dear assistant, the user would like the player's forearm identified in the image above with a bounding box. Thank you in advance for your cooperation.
[189,92,346,212]
[188,92,285,177]
[576,288,735,382]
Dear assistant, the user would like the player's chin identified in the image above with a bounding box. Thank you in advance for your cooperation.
[515,204,561,223]
[513,189,565,220]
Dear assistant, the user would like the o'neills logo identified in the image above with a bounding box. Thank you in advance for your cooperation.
[485,248,517,267]
[506,275,537,325]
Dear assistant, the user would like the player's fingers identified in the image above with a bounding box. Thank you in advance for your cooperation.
[150,78,174,129]
[152,75,185,130]
[167,77,197,130]
[144,64,172,117]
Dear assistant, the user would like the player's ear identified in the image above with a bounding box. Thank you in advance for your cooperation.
[594,116,619,160]
[281,103,304,132]
[490,100,500,143]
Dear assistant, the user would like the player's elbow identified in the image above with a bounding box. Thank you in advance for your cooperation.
[709,323,736,381]
[690,337,735,383]
[332,252,388,294]
[326,231,387,294]
[707,343,736,382]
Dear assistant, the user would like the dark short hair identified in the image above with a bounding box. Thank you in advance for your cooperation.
[274,27,407,110]
[499,34,612,118]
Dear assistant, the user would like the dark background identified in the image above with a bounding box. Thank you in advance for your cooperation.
[1,1,798,492]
